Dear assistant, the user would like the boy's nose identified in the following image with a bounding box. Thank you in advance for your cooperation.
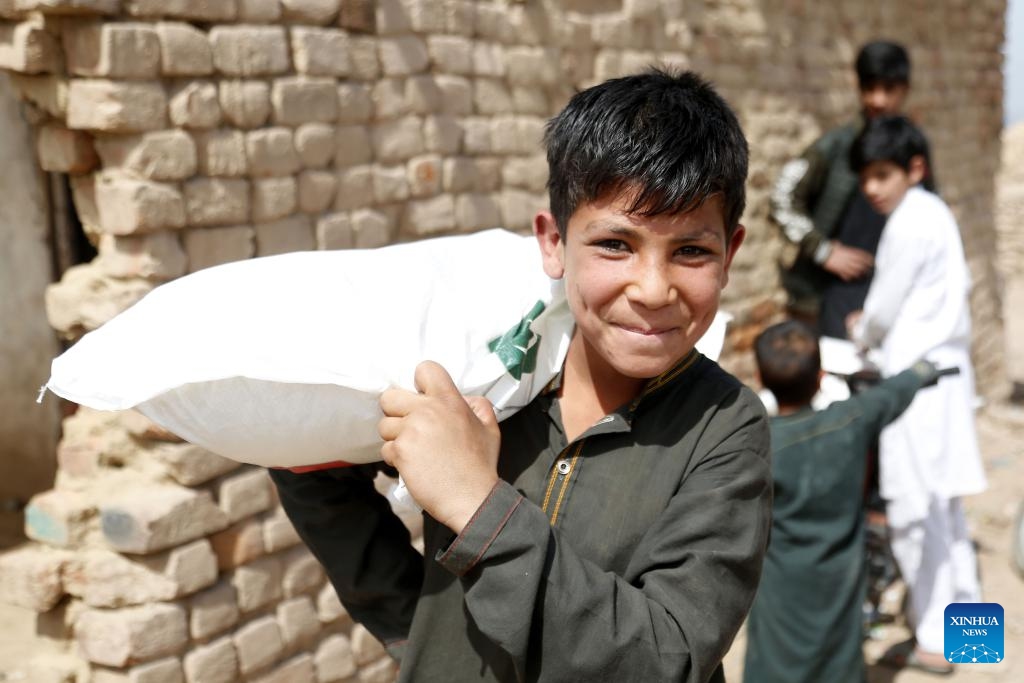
[626,263,677,309]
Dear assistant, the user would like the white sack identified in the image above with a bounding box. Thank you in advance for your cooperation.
[44,229,730,469]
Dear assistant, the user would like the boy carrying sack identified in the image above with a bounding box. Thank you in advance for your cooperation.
[270,69,772,682]
[743,320,944,683]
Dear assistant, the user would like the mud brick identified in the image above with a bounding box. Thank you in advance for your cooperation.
[261,509,301,553]
[350,207,391,248]
[315,212,352,250]
[95,232,187,280]
[338,0,375,33]
[209,25,289,77]
[291,25,348,76]
[168,80,221,129]
[280,545,324,598]
[275,596,318,649]
[370,117,423,163]
[75,603,188,667]
[232,615,284,675]
[314,634,357,680]
[64,21,160,78]
[67,80,167,132]
[350,623,386,666]
[280,0,339,25]
[254,214,315,255]
[155,21,213,76]
[294,122,336,167]
[271,76,338,125]
[216,468,274,523]
[36,124,98,174]
[378,35,428,76]
[182,225,254,272]
[93,130,197,181]
[24,489,96,548]
[100,486,228,554]
[218,79,270,128]
[188,580,240,640]
[237,0,281,22]
[402,194,455,236]
[192,128,248,177]
[251,176,297,223]
[0,20,60,73]
[152,442,240,486]
[184,177,250,227]
[298,169,337,214]
[183,636,237,683]
[0,544,69,612]
[94,172,186,235]
[246,127,300,177]
[210,519,265,570]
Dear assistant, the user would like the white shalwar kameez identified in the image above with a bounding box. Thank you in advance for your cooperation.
[853,186,988,654]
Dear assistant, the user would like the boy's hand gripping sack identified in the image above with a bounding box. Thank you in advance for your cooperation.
[44,229,731,469]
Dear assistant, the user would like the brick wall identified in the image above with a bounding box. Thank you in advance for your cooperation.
[0,0,1008,681]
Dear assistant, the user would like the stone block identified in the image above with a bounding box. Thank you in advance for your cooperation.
[280,0,338,25]
[505,46,559,86]
[45,263,154,338]
[290,26,348,77]
[473,78,513,116]
[315,582,348,624]
[350,208,391,248]
[406,74,442,114]
[298,169,337,214]
[333,165,373,211]
[236,0,280,21]
[0,20,60,74]
[455,193,501,232]
[261,509,301,553]
[370,78,408,120]
[294,123,336,168]
[378,35,428,76]
[407,154,441,198]
[511,84,548,115]
[350,623,385,666]
[100,486,229,554]
[373,0,407,34]
[209,25,289,77]
[426,34,471,74]
[10,0,119,14]
[218,79,270,128]
[500,189,545,232]
[152,442,239,486]
[334,125,373,167]
[183,225,254,272]
[193,128,247,177]
[188,580,240,640]
[37,124,98,174]
[232,556,283,614]
[336,82,372,124]
[0,545,69,612]
[339,0,375,33]
[90,657,184,683]
[472,41,505,78]
[93,130,197,181]
[155,21,212,76]
[246,127,300,177]
[64,21,160,79]
[434,74,472,115]
[168,80,221,129]
[281,545,325,598]
[255,214,315,255]
[371,117,423,163]
[252,654,314,683]
[251,176,298,223]
[23,489,95,548]
[67,80,167,132]
[125,0,238,21]
[210,519,264,571]
[216,468,274,523]
[423,114,462,154]
[461,117,491,154]
[315,212,352,250]
[94,172,186,235]
[75,603,188,667]
[95,232,188,280]
[358,657,399,683]
[371,164,408,204]
[314,634,357,681]
[184,177,250,227]
[275,596,318,649]
[183,637,237,683]
[501,154,548,192]
[7,72,68,117]
[346,34,379,80]
[402,194,455,236]
[271,76,337,125]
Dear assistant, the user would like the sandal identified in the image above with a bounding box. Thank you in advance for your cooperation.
[878,646,954,676]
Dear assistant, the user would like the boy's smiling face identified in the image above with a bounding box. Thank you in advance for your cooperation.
[535,192,744,383]
[859,156,925,215]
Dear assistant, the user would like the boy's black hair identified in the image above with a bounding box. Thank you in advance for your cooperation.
[543,67,748,237]
[849,114,930,174]
[855,40,911,88]
[755,320,821,407]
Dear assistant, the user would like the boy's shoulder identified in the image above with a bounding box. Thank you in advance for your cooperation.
[649,354,767,428]
[892,187,958,237]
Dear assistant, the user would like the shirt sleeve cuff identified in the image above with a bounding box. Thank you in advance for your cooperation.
[435,480,523,577]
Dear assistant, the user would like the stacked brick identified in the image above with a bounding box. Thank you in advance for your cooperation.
[0,0,1009,681]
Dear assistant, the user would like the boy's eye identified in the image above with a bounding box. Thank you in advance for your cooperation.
[595,239,629,252]
[676,245,711,257]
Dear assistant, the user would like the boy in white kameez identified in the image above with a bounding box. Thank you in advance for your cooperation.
[848,115,987,676]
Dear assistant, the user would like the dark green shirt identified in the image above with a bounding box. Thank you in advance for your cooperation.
[271,351,772,682]
[743,366,932,683]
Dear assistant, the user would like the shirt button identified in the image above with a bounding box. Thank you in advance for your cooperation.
[556,459,572,475]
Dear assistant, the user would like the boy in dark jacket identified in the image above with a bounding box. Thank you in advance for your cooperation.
[743,320,942,683]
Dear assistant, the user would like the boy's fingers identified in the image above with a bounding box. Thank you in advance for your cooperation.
[464,396,498,429]
[377,416,403,441]
[414,361,461,400]
[380,387,420,417]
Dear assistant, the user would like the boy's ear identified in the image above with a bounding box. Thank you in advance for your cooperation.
[720,225,746,287]
[908,155,927,186]
[533,210,565,279]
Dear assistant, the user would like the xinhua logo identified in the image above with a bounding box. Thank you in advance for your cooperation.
[944,603,1004,664]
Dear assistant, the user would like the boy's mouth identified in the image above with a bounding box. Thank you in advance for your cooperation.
[616,324,677,337]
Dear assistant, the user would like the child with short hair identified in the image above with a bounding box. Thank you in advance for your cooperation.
[269,68,772,682]
[743,320,942,683]
[848,115,987,675]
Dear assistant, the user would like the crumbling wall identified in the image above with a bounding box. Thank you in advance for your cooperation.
[0,1,1007,681]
